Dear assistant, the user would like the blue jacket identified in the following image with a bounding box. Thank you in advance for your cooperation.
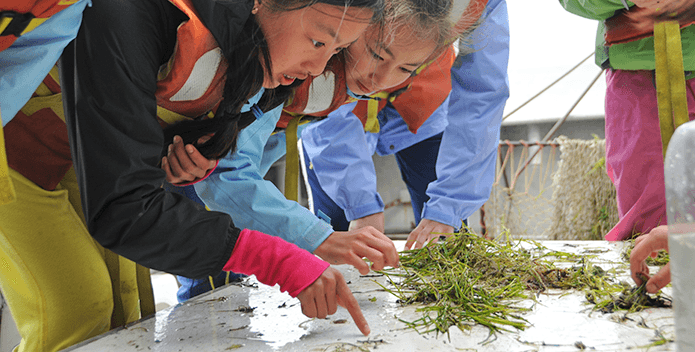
[195,106,334,253]
[0,0,88,124]
[302,0,510,228]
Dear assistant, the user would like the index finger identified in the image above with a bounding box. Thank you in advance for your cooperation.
[363,228,399,268]
[336,278,370,336]
[404,230,420,250]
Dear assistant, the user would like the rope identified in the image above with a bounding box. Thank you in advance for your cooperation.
[502,52,595,121]
[511,68,605,186]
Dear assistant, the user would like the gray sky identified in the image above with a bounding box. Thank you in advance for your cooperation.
[503,1,607,125]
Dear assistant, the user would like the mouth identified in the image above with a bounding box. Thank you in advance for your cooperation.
[279,73,308,86]
[279,74,296,85]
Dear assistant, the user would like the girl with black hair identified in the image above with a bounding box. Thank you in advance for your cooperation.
[0,0,382,350]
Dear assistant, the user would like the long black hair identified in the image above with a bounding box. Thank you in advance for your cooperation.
[163,0,384,160]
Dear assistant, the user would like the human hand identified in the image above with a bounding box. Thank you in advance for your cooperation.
[630,225,671,293]
[161,135,217,184]
[348,212,385,233]
[314,227,399,275]
[404,219,455,250]
[296,266,370,335]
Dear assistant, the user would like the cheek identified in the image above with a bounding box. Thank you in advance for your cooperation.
[349,58,373,79]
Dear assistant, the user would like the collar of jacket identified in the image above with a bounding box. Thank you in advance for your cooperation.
[188,0,254,60]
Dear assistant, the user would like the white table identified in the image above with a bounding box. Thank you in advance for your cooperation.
[65,241,675,351]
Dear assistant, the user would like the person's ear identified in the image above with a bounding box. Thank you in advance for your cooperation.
[252,0,261,14]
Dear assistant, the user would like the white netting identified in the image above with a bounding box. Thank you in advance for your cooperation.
[481,136,618,240]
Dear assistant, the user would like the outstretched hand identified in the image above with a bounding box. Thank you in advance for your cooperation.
[630,225,671,294]
[404,219,455,250]
[296,267,370,335]
[314,226,399,275]
[162,135,217,184]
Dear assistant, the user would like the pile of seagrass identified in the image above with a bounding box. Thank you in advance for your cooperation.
[548,136,619,240]
[378,230,671,339]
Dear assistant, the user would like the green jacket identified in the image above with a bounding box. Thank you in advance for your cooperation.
[560,0,695,70]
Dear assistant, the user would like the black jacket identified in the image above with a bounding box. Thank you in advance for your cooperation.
[63,0,254,279]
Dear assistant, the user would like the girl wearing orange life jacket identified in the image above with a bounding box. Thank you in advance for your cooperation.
[188,0,497,300]
[1,0,384,350]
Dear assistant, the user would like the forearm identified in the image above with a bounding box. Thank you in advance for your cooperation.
[225,229,329,297]
[424,0,509,226]
[196,171,334,252]
[196,115,334,252]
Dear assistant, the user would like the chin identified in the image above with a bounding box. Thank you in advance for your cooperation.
[347,83,364,96]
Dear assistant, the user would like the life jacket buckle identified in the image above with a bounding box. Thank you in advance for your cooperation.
[0,11,36,37]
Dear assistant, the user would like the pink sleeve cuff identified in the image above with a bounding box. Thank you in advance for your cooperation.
[224,229,330,297]
[175,159,220,187]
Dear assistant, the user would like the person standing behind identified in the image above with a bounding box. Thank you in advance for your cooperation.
[559,0,695,241]
[301,0,510,250]
[0,0,381,350]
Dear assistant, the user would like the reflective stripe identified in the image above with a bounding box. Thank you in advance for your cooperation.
[157,105,194,125]
[303,72,336,114]
[169,47,223,102]
[19,17,47,35]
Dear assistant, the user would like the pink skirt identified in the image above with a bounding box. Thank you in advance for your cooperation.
[604,69,695,241]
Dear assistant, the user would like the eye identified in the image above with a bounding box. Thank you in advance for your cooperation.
[400,67,414,75]
[312,39,325,48]
[370,49,383,61]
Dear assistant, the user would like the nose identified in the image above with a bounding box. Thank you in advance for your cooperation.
[368,70,388,91]
[304,52,333,76]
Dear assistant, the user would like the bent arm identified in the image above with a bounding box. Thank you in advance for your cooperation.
[195,107,334,253]
[65,0,238,278]
[421,0,510,228]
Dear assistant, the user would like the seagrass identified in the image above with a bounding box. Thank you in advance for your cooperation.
[378,230,671,339]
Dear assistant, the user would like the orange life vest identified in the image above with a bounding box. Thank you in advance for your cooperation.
[5,0,227,191]
[280,44,456,134]
[279,56,348,129]
[352,45,456,134]
[280,0,487,134]
[155,0,228,126]
[0,0,79,51]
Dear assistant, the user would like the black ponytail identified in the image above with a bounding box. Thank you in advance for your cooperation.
[163,0,384,160]
[162,15,282,160]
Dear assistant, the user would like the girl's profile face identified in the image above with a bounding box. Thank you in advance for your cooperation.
[344,25,437,96]
[255,3,372,88]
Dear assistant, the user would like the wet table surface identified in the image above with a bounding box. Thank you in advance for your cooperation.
[65,241,675,352]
